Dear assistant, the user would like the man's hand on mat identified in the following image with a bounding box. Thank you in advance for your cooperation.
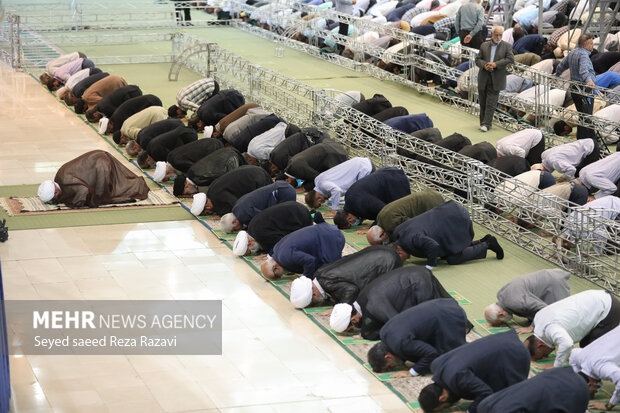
[515,326,534,334]
[323,211,337,218]
[351,334,362,339]
[255,254,267,260]
[355,228,369,235]
[535,363,554,370]
[390,371,412,379]
[321,309,333,316]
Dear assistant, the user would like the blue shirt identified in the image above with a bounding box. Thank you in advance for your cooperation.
[512,34,545,55]
[595,71,620,89]
[490,43,498,63]
[555,47,596,84]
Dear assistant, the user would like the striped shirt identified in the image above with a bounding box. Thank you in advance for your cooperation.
[433,16,455,35]
[175,78,217,112]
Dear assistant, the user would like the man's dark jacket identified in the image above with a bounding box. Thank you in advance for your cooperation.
[110,94,163,133]
[357,266,451,340]
[137,119,184,148]
[284,141,348,190]
[206,165,273,216]
[430,330,530,413]
[167,138,224,174]
[197,89,245,126]
[247,201,314,253]
[380,298,468,375]
[231,182,296,225]
[314,245,403,305]
[146,126,198,162]
[96,85,142,117]
[230,114,284,153]
[344,167,411,222]
[186,147,246,187]
[393,201,474,266]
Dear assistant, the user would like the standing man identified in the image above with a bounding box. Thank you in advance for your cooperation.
[476,26,515,132]
[555,34,596,139]
[454,0,486,50]
[334,0,356,54]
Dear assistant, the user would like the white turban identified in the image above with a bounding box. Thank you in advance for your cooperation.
[38,180,56,202]
[233,231,249,256]
[98,117,109,134]
[153,161,167,182]
[220,212,237,233]
[190,193,207,215]
[330,303,352,333]
[290,276,313,308]
[204,125,214,138]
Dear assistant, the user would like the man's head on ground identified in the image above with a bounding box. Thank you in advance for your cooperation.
[418,383,460,412]
[37,180,61,203]
[46,78,61,92]
[173,175,198,197]
[333,210,361,229]
[491,26,504,45]
[484,302,512,326]
[367,225,389,245]
[113,131,129,146]
[167,105,187,119]
[578,33,594,51]
[136,151,155,169]
[243,152,259,166]
[74,98,87,114]
[85,109,103,123]
[290,276,325,308]
[512,24,526,43]
[260,256,284,280]
[553,120,572,136]
[368,342,403,373]
[329,303,362,334]
[153,161,176,183]
[232,230,261,256]
[188,117,205,132]
[220,213,242,233]
[125,140,142,157]
[189,192,214,216]
[62,93,77,107]
[577,371,602,399]
[305,190,326,209]
[524,335,554,361]
[39,73,52,84]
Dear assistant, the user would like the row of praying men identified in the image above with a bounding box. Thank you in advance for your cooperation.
[35,53,620,412]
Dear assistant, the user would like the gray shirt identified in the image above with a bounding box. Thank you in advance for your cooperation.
[497,269,571,321]
[222,107,270,143]
[541,139,595,179]
[454,1,485,36]
[579,152,620,198]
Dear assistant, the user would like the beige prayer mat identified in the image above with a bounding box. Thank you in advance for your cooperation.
[0,188,179,216]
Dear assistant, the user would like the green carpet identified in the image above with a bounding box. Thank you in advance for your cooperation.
[0,185,192,230]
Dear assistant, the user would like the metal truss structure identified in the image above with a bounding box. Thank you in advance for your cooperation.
[219,0,620,151]
[169,33,619,293]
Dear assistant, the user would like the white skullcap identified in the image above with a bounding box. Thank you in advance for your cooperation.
[330,303,352,333]
[220,212,237,233]
[290,276,313,308]
[153,161,167,182]
[38,180,56,202]
[233,230,249,256]
[98,117,109,134]
[190,193,207,215]
[204,125,214,138]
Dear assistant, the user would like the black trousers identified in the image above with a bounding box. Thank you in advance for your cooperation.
[580,293,620,348]
[571,91,595,139]
[459,29,483,50]
[337,22,348,51]
[478,75,500,128]
[173,0,191,22]
[525,135,546,165]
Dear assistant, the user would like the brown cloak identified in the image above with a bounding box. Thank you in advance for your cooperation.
[54,150,149,208]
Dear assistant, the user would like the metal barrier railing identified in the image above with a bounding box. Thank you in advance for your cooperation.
[171,32,618,293]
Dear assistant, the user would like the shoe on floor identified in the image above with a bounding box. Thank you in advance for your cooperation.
[480,125,488,132]
[485,236,504,259]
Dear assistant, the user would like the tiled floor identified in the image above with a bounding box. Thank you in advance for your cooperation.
[0,64,407,411]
